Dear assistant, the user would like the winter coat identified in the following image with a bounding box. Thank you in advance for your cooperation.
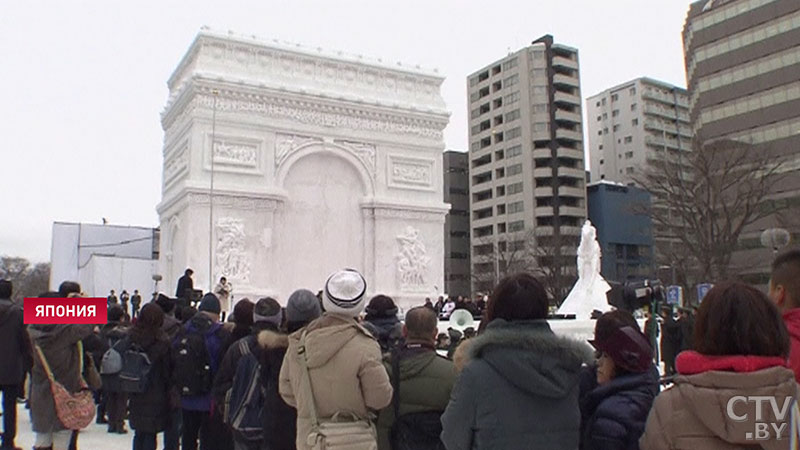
[128,327,172,433]
[363,315,404,354]
[659,317,680,363]
[178,313,229,412]
[440,319,593,450]
[100,320,131,392]
[0,298,32,385]
[782,308,800,382]
[161,313,182,341]
[677,316,694,353]
[579,364,659,450]
[376,344,456,450]
[279,313,393,450]
[28,324,94,432]
[213,321,277,409]
[258,329,296,450]
[176,274,194,298]
[640,350,799,450]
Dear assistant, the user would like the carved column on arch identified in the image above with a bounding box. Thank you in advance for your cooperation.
[361,205,376,290]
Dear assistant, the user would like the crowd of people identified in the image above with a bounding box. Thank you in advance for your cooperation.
[0,249,799,449]
[106,289,144,320]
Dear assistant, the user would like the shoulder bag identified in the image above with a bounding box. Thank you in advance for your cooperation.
[298,330,377,450]
[34,340,96,430]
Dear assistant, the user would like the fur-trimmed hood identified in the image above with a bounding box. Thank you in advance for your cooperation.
[466,319,594,398]
[257,329,289,350]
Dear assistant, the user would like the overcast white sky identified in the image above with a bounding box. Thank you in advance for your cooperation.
[1,0,691,263]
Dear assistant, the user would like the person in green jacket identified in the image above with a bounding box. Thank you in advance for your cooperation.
[377,306,456,450]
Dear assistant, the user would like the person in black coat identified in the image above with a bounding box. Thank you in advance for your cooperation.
[659,307,681,375]
[579,310,659,450]
[677,307,695,353]
[0,280,33,450]
[127,303,172,450]
[363,295,404,354]
[100,305,130,433]
[176,268,194,300]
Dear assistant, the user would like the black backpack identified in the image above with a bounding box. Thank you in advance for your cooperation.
[173,327,212,396]
[117,339,153,394]
[388,350,446,450]
[224,340,266,441]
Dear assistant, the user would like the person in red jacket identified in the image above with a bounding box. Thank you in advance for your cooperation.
[769,248,800,381]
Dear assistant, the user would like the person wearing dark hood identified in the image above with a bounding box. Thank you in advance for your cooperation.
[176,269,194,301]
[363,295,404,354]
[101,304,131,434]
[640,282,799,449]
[153,293,181,450]
[0,280,32,450]
[28,291,94,450]
[579,310,659,450]
[174,293,230,450]
[213,297,277,450]
[127,303,172,450]
[259,289,322,450]
[659,306,680,376]
[441,272,593,450]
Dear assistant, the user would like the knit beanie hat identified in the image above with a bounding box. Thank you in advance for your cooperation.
[286,289,323,324]
[253,297,282,327]
[232,298,254,327]
[364,295,398,319]
[198,293,221,314]
[323,269,367,318]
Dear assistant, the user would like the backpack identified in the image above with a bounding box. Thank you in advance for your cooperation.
[224,339,265,441]
[117,340,153,394]
[388,350,446,450]
[100,331,126,376]
[173,327,212,396]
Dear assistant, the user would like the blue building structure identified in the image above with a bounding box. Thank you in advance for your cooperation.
[587,181,654,283]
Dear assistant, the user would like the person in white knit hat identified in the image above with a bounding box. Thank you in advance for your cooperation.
[279,269,393,450]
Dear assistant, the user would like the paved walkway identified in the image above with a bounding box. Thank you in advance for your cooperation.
[13,408,138,450]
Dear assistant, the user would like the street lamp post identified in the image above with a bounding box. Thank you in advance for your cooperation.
[209,89,219,292]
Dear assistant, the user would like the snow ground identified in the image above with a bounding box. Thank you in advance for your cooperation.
[14,408,142,450]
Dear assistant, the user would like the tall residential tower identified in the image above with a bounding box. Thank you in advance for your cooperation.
[467,35,586,295]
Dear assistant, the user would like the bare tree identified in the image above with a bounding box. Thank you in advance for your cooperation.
[0,256,51,302]
[635,139,783,285]
[471,230,577,306]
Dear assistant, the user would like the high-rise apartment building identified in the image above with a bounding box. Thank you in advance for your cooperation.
[684,0,800,282]
[587,78,691,185]
[443,150,471,297]
[467,35,586,295]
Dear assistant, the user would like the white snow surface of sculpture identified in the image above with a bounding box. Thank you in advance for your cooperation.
[557,220,613,319]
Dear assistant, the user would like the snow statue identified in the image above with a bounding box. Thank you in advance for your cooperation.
[557,220,612,319]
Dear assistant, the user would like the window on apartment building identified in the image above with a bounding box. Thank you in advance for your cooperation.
[602,98,606,106]
[603,113,608,120]
[496,167,505,178]
[599,144,603,150]
[596,101,601,107]
[612,110,619,117]
[613,124,620,132]
[631,103,637,111]
[507,163,523,176]
[492,81,502,92]
[534,123,548,133]
[492,65,501,75]
[495,149,504,160]
[625,151,634,159]
[497,223,507,234]
[629,87,636,96]
[509,220,525,232]
[494,132,504,143]
[504,91,520,104]
[598,130,602,136]
[632,118,639,126]
[506,127,521,140]
[504,74,519,87]
[600,174,605,180]
[493,97,503,109]
[532,50,544,60]
[532,68,546,79]
[603,127,608,134]
[597,116,602,121]
[611,93,619,102]
[502,57,518,71]
[626,167,635,174]
[506,145,522,158]
[497,204,506,215]
[494,115,504,126]
[505,109,520,122]
[599,159,604,165]
[496,185,506,196]
[533,104,548,114]
[508,201,524,214]
[507,182,523,194]
[624,136,633,143]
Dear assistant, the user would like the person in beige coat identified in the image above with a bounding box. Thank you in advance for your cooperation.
[640,282,800,450]
[279,269,393,450]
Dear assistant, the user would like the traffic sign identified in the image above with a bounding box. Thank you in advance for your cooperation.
[697,283,713,303]
[666,285,683,306]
